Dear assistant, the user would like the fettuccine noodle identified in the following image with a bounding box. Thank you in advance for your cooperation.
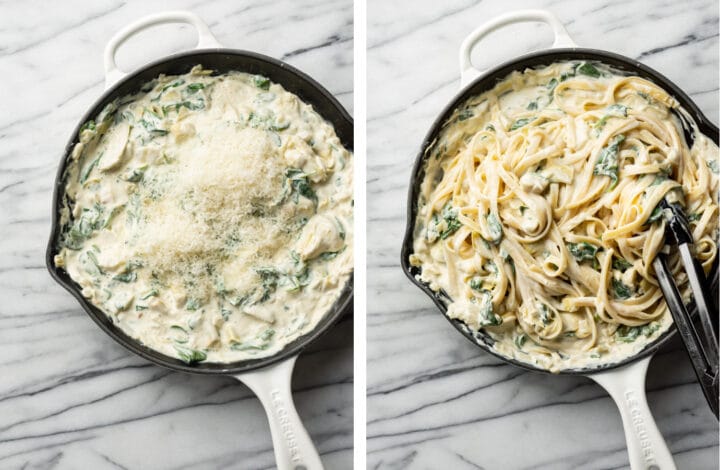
[410,61,719,372]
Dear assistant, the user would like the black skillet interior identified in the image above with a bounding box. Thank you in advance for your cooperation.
[401,48,719,376]
[46,49,354,375]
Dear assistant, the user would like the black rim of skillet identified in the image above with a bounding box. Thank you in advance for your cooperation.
[46,49,354,376]
[400,48,719,376]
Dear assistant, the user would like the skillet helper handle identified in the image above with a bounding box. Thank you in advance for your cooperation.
[234,356,324,470]
[590,357,676,470]
[459,9,576,85]
[103,11,222,89]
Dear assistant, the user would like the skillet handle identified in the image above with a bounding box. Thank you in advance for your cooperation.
[103,11,222,89]
[459,9,576,85]
[233,356,324,470]
[588,356,676,470]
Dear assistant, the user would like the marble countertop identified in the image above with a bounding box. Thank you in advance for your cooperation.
[0,1,352,469]
[367,0,718,469]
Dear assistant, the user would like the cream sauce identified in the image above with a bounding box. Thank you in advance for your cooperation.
[55,66,353,364]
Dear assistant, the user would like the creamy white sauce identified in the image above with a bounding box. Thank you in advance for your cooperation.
[55,66,353,364]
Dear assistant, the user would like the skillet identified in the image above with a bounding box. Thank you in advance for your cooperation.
[46,11,353,470]
[400,10,718,470]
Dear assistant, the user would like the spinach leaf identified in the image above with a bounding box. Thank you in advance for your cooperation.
[577,62,601,78]
[231,342,270,351]
[526,100,538,111]
[231,329,275,351]
[85,250,104,274]
[477,292,502,327]
[514,334,527,349]
[285,254,311,292]
[79,120,96,134]
[113,271,137,283]
[611,278,633,299]
[616,323,660,343]
[80,155,101,183]
[439,204,461,240]
[612,257,633,272]
[227,294,249,307]
[185,298,201,311]
[594,104,628,132]
[174,345,207,364]
[162,99,205,114]
[247,112,267,128]
[139,109,168,136]
[161,79,185,92]
[286,268,310,292]
[256,267,280,302]
[319,251,341,261]
[708,159,719,174]
[546,78,558,91]
[646,205,663,224]
[510,117,534,131]
[567,242,599,262]
[220,308,233,321]
[593,134,625,188]
[141,289,158,300]
[606,104,628,116]
[637,91,653,103]
[593,116,609,132]
[486,213,503,245]
[112,259,142,283]
[62,203,106,250]
[469,276,483,291]
[157,83,206,115]
[457,109,474,121]
[170,325,189,343]
[186,83,205,93]
[560,70,575,81]
[538,303,552,325]
[253,75,271,90]
[270,121,290,132]
[97,102,118,127]
[649,173,668,186]
[259,329,275,341]
[285,168,318,206]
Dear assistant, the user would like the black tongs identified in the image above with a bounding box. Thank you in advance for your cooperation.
[652,199,719,418]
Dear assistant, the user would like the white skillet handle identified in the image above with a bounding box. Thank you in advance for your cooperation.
[234,356,324,470]
[459,9,576,85]
[103,11,222,89]
[589,356,675,470]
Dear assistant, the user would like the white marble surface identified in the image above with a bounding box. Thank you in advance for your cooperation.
[0,1,352,469]
[367,0,718,469]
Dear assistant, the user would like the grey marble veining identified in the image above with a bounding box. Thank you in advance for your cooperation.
[367,0,718,469]
[0,1,352,468]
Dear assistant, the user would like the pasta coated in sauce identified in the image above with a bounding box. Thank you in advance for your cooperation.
[411,61,718,372]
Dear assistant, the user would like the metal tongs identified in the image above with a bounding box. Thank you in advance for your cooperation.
[652,199,719,418]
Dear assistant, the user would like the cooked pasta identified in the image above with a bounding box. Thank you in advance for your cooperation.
[410,61,719,372]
